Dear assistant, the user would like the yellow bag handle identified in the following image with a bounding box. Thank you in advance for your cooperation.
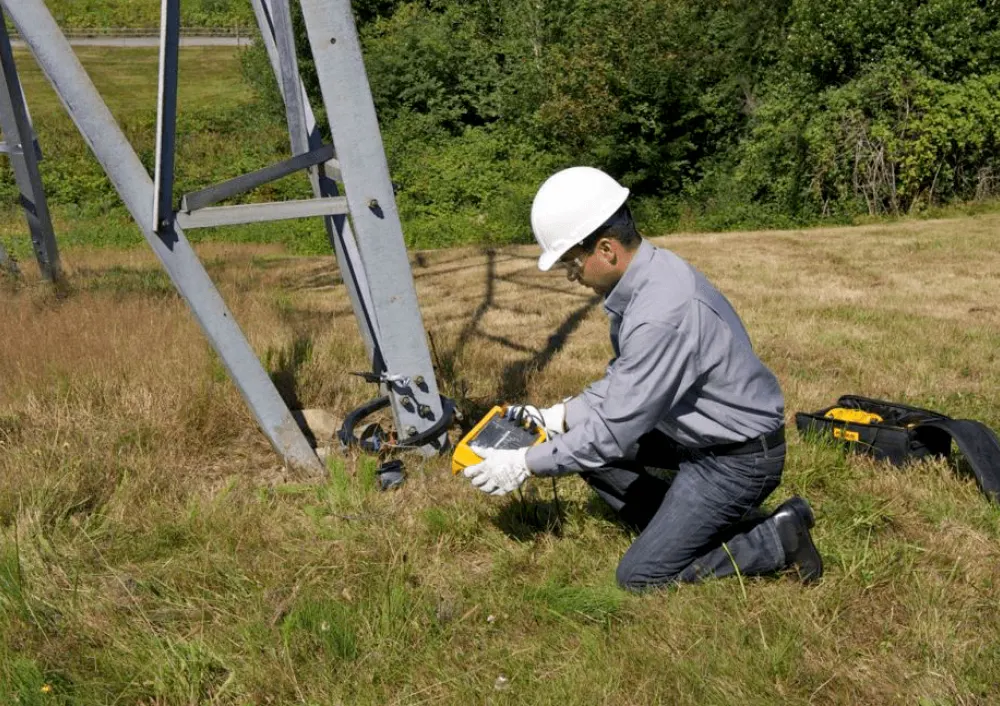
[824,407,884,425]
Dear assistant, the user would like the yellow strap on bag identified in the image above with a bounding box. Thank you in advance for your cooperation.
[823,407,884,425]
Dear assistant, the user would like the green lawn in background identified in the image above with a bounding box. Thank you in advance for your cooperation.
[2,46,327,254]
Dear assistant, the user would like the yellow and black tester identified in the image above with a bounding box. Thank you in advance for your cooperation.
[451,406,548,474]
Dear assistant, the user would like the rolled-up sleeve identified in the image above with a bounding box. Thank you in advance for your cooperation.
[526,319,700,475]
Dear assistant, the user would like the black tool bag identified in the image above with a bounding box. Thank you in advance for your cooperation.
[795,395,1000,502]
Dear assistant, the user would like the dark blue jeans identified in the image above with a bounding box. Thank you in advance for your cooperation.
[580,430,787,591]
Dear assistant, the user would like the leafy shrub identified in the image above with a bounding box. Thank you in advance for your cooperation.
[8,0,1000,247]
[739,64,1000,216]
[385,120,567,248]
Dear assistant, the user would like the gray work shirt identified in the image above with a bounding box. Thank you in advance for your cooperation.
[525,240,784,476]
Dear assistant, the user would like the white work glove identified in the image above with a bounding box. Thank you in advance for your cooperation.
[505,403,567,436]
[463,446,531,496]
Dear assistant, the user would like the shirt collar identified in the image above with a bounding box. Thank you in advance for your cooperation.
[603,239,655,317]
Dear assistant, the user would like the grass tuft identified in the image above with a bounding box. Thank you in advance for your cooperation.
[525,581,625,626]
[281,598,359,661]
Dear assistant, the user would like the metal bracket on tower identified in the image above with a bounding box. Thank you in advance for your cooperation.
[0,138,42,160]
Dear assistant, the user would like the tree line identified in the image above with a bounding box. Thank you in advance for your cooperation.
[11,1,1000,248]
[244,0,1000,244]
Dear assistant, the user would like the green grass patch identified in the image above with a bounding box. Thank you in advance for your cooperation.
[4,138,1000,704]
[82,265,176,297]
[281,597,359,661]
[525,581,625,626]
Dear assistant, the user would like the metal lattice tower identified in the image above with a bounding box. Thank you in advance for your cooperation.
[0,0,450,472]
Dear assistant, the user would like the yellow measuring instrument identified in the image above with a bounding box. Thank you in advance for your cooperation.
[451,406,548,474]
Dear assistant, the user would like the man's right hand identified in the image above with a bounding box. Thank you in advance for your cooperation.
[505,403,567,437]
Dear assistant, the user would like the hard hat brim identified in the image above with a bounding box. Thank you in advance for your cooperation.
[538,245,571,272]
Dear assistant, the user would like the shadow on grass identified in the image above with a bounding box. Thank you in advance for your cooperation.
[81,265,177,298]
[490,493,567,540]
[265,334,313,422]
[498,295,601,401]
[431,247,601,433]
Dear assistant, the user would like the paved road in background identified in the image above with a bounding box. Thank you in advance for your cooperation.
[11,37,250,48]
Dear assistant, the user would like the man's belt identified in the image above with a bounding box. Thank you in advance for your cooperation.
[702,426,785,457]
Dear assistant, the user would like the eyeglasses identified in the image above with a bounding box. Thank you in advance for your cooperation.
[557,247,589,273]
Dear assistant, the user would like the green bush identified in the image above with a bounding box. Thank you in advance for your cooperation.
[732,0,1000,218]
[737,65,1000,217]
[43,0,253,29]
[386,120,566,248]
[362,3,502,133]
[9,0,1000,248]
[361,0,1000,232]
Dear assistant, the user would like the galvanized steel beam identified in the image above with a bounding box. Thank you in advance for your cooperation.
[272,0,309,157]
[177,197,349,228]
[0,10,61,282]
[252,0,385,375]
[180,143,336,212]
[4,0,323,474]
[298,0,447,452]
[152,0,180,232]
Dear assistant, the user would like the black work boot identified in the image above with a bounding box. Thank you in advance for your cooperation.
[770,496,823,583]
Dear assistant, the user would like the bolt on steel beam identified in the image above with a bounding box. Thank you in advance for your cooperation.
[0,138,42,159]
[4,0,323,474]
[0,9,61,282]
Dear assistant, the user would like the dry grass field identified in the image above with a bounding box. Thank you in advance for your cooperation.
[2,213,1000,704]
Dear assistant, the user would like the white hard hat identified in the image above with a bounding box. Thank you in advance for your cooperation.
[530,166,630,271]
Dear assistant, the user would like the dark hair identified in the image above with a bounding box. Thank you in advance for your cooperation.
[577,204,641,253]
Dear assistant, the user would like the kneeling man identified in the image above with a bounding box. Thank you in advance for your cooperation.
[464,167,823,591]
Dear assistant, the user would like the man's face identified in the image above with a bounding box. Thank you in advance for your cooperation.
[557,239,618,295]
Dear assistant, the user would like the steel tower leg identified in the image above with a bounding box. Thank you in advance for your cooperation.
[297,0,447,452]
[251,0,385,373]
[0,10,61,282]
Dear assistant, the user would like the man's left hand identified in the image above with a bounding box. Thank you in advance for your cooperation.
[463,446,530,496]
[505,403,567,436]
